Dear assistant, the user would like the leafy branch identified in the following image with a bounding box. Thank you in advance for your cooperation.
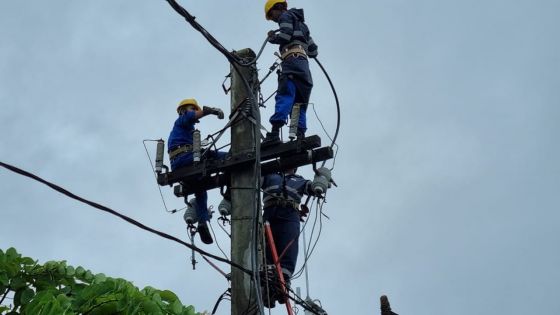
[0,247,200,315]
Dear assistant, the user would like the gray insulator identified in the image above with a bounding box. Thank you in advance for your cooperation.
[155,140,165,173]
[183,198,198,225]
[312,167,332,195]
[289,103,301,140]
[193,130,201,162]
[218,198,232,216]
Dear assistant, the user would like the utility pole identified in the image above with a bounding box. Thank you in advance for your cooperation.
[230,48,262,315]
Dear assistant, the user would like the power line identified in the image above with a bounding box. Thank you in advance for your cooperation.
[0,160,252,276]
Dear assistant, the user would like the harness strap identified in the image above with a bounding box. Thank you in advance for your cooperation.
[169,144,193,160]
[280,45,307,60]
[263,198,299,210]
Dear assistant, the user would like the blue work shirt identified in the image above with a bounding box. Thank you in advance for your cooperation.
[262,173,312,205]
[168,111,197,170]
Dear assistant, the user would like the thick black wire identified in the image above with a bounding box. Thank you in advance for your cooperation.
[313,57,340,150]
[211,289,231,315]
[0,161,253,276]
[164,0,267,69]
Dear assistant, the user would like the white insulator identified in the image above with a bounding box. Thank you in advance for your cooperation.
[155,140,165,173]
[183,198,198,225]
[218,198,232,216]
[193,130,201,162]
[289,103,301,140]
[312,167,331,195]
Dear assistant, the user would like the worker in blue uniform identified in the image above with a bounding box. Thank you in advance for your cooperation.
[261,167,321,307]
[168,98,225,244]
[262,0,319,147]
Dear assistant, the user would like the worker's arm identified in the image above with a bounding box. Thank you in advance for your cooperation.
[268,12,293,45]
[191,106,224,120]
[202,106,224,119]
[307,35,318,58]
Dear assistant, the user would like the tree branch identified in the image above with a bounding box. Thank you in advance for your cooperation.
[0,286,11,305]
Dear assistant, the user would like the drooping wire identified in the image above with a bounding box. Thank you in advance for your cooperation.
[211,289,231,315]
[313,57,340,150]
[142,139,185,214]
[310,104,339,170]
[209,220,229,261]
[0,160,253,276]
[291,197,324,281]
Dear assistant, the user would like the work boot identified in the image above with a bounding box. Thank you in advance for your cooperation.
[276,274,291,304]
[197,222,213,244]
[260,265,278,308]
[262,289,276,309]
[262,124,282,147]
[296,129,306,140]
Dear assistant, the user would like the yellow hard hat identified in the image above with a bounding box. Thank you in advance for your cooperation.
[177,98,201,113]
[264,0,287,20]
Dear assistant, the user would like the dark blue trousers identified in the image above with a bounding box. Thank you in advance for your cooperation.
[263,206,301,276]
[269,56,313,133]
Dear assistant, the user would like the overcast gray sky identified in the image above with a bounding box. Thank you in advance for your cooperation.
[2,1,559,314]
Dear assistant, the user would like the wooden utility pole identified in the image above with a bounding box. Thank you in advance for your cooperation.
[230,48,261,315]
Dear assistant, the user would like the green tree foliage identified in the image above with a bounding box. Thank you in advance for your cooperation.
[0,248,201,315]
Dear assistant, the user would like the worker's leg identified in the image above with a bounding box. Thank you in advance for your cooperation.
[268,207,300,276]
[293,76,313,136]
[194,190,208,222]
[195,190,213,244]
[269,76,296,126]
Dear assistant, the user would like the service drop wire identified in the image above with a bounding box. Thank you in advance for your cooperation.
[0,160,253,276]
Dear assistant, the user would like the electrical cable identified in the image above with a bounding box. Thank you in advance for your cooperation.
[313,57,340,150]
[0,160,253,276]
[311,104,339,170]
[208,220,229,261]
[142,139,178,213]
[211,289,231,315]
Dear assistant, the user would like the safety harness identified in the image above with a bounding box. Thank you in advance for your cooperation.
[280,45,307,60]
[168,144,193,160]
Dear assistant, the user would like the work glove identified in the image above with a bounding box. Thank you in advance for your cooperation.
[267,29,278,42]
[203,106,224,119]
[308,50,318,59]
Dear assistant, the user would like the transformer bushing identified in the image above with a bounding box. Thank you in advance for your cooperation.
[312,167,331,195]
[183,198,198,225]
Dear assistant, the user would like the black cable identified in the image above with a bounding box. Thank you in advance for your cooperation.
[0,161,253,276]
[209,220,229,260]
[211,289,231,315]
[142,140,180,213]
[311,104,339,169]
[305,199,325,264]
[164,0,266,68]
[313,57,340,149]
